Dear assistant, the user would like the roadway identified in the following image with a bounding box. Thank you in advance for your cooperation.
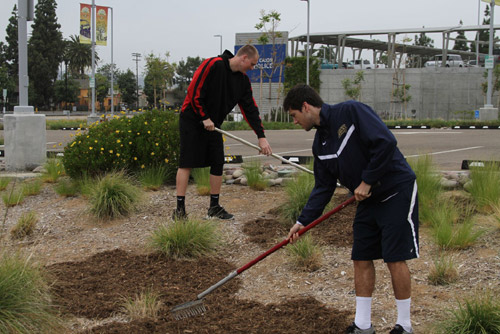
[3,128,499,172]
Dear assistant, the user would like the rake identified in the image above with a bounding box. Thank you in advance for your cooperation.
[171,195,356,320]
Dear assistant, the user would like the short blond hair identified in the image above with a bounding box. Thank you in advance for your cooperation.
[236,45,259,59]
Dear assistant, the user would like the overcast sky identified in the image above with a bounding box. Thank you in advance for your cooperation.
[1,0,498,74]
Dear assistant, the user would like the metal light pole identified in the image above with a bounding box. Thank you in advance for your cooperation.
[110,7,114,115]
[214,34,222,55]
[301,0,310,85]
[132,52,141,110]
[486,0,495,107]
[91,0,96,116]
[477,0,481,65]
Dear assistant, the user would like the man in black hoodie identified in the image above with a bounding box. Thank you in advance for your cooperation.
[173,45,272,220]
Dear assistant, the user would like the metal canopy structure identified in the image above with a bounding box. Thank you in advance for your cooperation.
[289,25,500,68]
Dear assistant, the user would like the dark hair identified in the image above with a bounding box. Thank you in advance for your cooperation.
[283,84,323,111]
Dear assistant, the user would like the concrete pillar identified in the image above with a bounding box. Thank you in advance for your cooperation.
[479,106,499,121]
[4,106,46,171]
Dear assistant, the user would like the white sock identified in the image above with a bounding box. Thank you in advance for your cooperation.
[354,296,372,330]
[396,298,412,332]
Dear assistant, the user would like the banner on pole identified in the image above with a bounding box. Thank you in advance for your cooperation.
[96,6,108,46]
[79,3,91,44]
[481,0,500,6]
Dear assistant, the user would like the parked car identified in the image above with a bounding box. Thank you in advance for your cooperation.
[424,54,464,67]
[347,59,374,69]
[465,59,479,67]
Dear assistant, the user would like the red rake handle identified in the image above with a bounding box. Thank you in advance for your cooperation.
[236,195,356,274]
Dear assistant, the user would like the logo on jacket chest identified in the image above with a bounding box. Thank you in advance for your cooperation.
[338,124,347,139]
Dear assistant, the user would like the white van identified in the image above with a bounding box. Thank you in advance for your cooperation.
[347,59,374,69]
[424,54,464,67]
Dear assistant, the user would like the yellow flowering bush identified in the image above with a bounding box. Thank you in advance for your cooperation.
[63,110,180,181]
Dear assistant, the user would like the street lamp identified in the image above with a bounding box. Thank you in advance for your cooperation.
[132,52,141,110]
[300,0,310,85]
[214,34,222,55]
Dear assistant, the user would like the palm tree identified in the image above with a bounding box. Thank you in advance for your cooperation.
[65,34,99,78]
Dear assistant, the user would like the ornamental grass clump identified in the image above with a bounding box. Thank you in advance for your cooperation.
[137,165,171,191]
[408,155,442,225]
[54,177,80,197]
[434,291,500,334]
[192,167,211,196]
[468,162,500,213]
[41,158,64,183]
[63,109,180,182]
[10,211,38,240]
[88,171,143,219]
[285,234,323,272]
[121,289,162,321]
[279,168,314,223]
[0,252,62,333]
[0,177,11,191]
[243,160,268,191]
[427,253,458,286]
[21,178,43,196]
[149,218,219,258]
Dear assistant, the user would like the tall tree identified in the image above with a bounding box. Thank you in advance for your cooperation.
[144,53,175,109]
[414,30,434,67]
[117,69,137,108]
[453,21,469,52]
[28,0,65,109]
[471,5,496,54]
[3,5,19,109]
[65,35,98,78]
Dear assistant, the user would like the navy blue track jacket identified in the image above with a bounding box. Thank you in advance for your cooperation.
[297,100,416,226]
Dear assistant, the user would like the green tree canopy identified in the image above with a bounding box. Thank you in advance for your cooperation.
[117,69,137,108]
[65,35,98,78]
[28,0,65,109]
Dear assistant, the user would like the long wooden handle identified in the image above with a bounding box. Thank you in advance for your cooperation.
[214,127,313,175]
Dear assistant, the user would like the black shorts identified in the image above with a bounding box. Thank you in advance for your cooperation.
[178,116,224,168]
[351,181,419,263]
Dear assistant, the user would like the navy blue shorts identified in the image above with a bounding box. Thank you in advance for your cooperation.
[351,181,419,263]
[179,116,224,169]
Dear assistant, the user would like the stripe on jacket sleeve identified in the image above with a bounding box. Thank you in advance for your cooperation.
[318,124,355,160]
[187,57,220,117]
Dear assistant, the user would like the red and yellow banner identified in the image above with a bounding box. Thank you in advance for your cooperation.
[95,6,108,46]
[79,4,108,46]
[79,3,91,44]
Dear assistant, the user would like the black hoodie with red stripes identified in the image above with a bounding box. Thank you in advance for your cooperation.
[180,50,266,138]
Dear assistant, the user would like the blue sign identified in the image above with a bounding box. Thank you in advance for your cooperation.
[475,110,480,119]
[235,44,286,83]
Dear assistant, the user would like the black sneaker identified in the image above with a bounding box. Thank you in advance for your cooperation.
[207,205,234,219]
[345,322,375,334]
[389,325,412,334]
[172,208,187,220]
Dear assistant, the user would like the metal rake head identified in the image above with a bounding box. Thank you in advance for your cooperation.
[171,298,206,320]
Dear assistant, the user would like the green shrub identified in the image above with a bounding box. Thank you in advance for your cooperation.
[279,169,315,223]
[10,211,38,240]
[192,167,211,196]
[285,234,322,271]
[435,292,500,334]
[149,219,219,258]
[88,172,143,219]
[243,160,268,191]
[0,252,62,333]
[62,110,180,182]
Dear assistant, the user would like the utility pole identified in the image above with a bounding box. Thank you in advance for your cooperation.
[132,52,141,110]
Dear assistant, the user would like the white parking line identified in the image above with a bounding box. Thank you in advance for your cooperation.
[395,131,463,135]
[405,146,483,158]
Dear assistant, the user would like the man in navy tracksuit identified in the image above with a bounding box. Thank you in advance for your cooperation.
[174,45,272,220]
[284,85,418,334]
